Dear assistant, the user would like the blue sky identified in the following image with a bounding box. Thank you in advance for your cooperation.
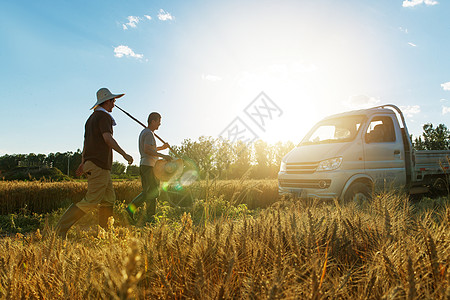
[1,0,449,164]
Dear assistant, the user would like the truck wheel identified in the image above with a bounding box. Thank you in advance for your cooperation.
[344,182,372,206]
[431,177,449,196]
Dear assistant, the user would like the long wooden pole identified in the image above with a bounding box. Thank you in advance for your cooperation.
[115,105,181,158]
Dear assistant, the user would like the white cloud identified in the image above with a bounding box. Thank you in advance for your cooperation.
[202,74,222,82]
[400,105,421,117]
[442,106,450,115]
[441,82,450,91]
[399,27,408,33]
[144,15,152,20]
[344,95,380,109]
[408,42,417,47]
[122,16,140,30]
[402,0,438,7]
[114,45,144,59]
[158,9,174,21]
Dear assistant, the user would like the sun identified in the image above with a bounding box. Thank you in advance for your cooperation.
[233,64,324,144]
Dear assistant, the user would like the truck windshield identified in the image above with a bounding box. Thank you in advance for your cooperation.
[300,115,365,145]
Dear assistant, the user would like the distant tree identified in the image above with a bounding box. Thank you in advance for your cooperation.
[169,137,296,180]
[45,153,56,169]
[230,141,252,178]
[111,161,126,175]
[273,141,295,165]
[0,154,25,172]
[173,137,215,179]
[413,123,450,150]
[24,153,46,167]
[196,136,215,178]
[44,151,82,177]
[214,139,233,179]
[254,140,269,167]
[46,152,68,174]
[126,165,140,176]
[71,150,82,176]
[253,140,270,178]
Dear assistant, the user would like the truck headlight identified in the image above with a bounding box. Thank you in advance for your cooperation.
[316,157,342,171]
[279,161,287,172]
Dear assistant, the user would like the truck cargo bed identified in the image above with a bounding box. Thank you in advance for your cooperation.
[414,150,450,174]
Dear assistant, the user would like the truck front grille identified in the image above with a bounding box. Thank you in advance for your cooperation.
[286,162,318,174]
[279,179,331,189]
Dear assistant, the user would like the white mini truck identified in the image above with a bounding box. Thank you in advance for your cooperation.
[278,104,450,201]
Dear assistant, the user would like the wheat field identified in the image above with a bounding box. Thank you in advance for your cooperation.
[0,179,279,215]
[0,186,449,299]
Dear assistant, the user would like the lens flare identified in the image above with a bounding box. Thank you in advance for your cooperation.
[128,204,137,214]
[173,156,199,187]
[174,183,183,191]
[180,170,199,186]
[161,182,170,191]
[181,157,199,172]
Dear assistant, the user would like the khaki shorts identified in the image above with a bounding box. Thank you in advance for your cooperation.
[76,160,115,213]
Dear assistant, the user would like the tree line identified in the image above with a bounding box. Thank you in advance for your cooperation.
[171,138,295,179]
[113,138,296,180]
[0,150,140,179]
[0,151,83,177]
[0,123,448,180]
[411,123,450,150]
[0,140,295,180]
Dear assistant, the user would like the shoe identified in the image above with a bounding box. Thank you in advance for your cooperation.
[99,205,114,230]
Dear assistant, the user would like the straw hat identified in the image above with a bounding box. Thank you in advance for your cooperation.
[154,158,184,182]
[91,88,125,109]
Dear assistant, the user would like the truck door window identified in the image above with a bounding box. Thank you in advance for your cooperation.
[365,116,396,143]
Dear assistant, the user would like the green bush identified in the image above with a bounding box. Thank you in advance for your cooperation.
[2,167,70,181]
[0,213,43,234]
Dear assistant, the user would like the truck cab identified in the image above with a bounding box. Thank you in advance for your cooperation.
[278,105,414,201]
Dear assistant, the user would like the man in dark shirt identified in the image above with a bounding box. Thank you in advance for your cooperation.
[56,88,133,238]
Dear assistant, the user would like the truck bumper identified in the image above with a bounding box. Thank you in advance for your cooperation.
[278,171,352,200]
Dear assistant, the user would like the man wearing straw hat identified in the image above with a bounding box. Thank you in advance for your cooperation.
[126,112,173,223]
[56,88,134,238]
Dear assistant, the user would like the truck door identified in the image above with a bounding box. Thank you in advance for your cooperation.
[363,115,406,191]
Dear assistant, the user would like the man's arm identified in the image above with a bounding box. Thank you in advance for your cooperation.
[144,144,172,161]
[157,142,170,151]
[102,132,134,164]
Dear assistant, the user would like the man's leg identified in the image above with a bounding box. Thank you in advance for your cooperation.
[71,161,112,233]
[55,203,86,238]
[56,160,110,237]
[99,174,115,229]
[127,165,151,217]
[145,167,160,222]
[76,161,111,213]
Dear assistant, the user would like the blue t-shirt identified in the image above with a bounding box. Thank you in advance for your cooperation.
[139,128,157,166]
